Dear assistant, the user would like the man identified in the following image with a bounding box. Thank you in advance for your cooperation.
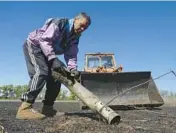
[16,12,91,120]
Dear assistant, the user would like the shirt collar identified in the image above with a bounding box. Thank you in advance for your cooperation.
[68,18,74,32]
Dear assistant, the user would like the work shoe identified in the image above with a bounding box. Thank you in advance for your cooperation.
[16,102,46,120]
[41,105,65,117]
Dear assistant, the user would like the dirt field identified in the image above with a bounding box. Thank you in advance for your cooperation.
[0,100,176,133]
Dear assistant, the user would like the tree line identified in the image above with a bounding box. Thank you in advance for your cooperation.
[160,89,176,99]
[1,84,176,100]
[0,84,77,100]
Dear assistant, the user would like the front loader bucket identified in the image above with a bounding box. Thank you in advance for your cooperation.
[80,71,164,109]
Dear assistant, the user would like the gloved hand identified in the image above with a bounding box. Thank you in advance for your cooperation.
[50,58,66,72]
[70,69,81,81]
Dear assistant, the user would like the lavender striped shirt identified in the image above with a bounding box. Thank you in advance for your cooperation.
[27,18,80,70]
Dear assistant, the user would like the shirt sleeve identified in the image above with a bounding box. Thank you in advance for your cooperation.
[64,36,80,70]
[39,23,59,61]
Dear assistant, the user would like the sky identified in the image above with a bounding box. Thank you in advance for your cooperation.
[0,1,176,93]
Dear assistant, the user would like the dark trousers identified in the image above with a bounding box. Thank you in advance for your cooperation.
[21,40,61,106]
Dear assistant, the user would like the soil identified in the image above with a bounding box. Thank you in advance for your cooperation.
[0,101,176,133]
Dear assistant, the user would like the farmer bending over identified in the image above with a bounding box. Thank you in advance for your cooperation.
[16,12,91,120]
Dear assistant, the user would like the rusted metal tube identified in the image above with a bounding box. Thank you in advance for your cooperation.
[72,81,121,124]
[52,70,121,124]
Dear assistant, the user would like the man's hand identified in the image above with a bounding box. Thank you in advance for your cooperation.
[70,69,81,81]
[50,58,66,72]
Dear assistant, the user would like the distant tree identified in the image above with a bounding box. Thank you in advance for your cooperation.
[67,91,77,100]
[14,85,28,98]
[56,89,68,100]
[170,92,174,97]
[160,89,168,98]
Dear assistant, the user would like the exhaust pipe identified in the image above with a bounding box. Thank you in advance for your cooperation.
[52,70,121,125]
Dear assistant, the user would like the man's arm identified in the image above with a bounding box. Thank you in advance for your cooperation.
[39,22,59,61]
[64,37,80,70]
